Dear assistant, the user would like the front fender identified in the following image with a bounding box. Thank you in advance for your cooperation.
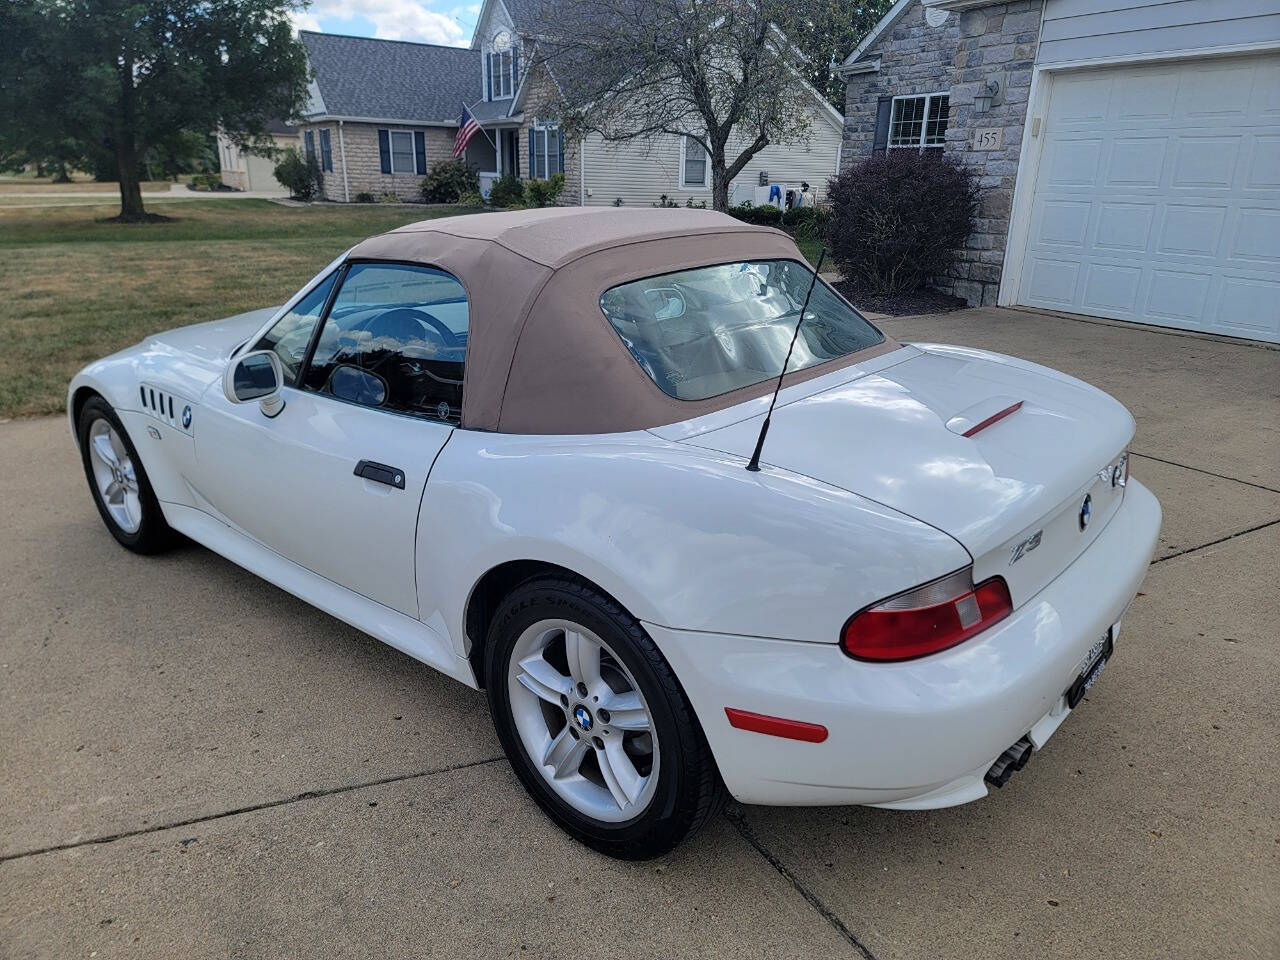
[418,429,971,658]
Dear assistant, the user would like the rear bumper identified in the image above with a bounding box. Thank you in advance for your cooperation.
[646,477,1162,807]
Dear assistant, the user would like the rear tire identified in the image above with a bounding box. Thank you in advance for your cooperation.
[77,396,178,554]
[485,576,725,859]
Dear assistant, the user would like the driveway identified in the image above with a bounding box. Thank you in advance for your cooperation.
[1,308,1276,959]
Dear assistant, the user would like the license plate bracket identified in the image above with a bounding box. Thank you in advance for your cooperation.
[1066,631,1113,710]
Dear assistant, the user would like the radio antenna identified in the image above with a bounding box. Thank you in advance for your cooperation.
[746,248,826,473]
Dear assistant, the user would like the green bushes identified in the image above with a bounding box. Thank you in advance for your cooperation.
[730,202,783,226]
[188,172,224,191]
[457,190,484,208]
[487,174,525,208]
[273,149,323,201]
[525,173,565,207]
[353,191,375,203]
[780,204,830,242]
[420,159,480,203]
[827,151,979,295]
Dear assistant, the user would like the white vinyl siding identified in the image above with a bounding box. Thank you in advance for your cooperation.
[1038,0,1280,65]
[582,105,843,207]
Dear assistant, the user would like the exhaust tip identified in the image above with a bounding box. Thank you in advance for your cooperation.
[984,735,1034,789]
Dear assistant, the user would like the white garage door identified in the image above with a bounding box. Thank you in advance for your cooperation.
[1017,54,1280,343]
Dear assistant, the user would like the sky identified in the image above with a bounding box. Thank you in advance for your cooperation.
[292,0,483,47]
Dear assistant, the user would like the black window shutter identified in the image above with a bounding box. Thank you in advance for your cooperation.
[872,96,892,155]
[557,129,564,177]
[512,47,520,92]
[304,130,315,161]
[378,129,391,173]
[528,127,535,178]
[414,131,427,174]
[319,129,332,172]
[485,54,493,101]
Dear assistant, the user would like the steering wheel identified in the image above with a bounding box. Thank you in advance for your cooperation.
[369,307,460,348]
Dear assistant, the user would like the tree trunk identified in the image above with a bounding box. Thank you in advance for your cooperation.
[114,133,146,220]
[52,162,71,183]
[710,152,730,212]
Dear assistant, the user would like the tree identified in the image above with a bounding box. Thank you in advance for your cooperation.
[788,0,895,108]
[0,0,310,221]
[531,0,875,210]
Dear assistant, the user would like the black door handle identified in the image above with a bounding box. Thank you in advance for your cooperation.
[354,460,405,489]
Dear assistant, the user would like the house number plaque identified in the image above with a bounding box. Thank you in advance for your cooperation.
[971,127,1003,150]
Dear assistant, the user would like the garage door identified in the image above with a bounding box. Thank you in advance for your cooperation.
[1017,54,1280,343]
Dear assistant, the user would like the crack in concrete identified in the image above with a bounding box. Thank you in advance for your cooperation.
[0,756,505,864]
[1152,517,1280,565]
[725,806,879,959]
[1131,452,1280,495]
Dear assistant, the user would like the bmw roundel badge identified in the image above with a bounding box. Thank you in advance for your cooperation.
[181,405,192,429]
[1079,493,1092,531]
[573,705,593,732]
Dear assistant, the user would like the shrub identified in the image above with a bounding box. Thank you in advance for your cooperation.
[353,191,375,203]
[781,204,831,242]
[273,149,323,201]
[684,197,707,209]
[488,174,525,208]
[457,190,484,208]
[730,202,783,226]
[420,159,480,203]
[188,172,224,191]
[377,191,402,203]
[652,194,678,208]
[827,151,979,295]
[525,173,565,207]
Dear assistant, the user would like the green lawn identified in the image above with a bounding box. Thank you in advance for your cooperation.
[0,199,473,418]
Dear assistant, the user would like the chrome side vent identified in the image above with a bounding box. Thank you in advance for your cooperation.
[138,382,193,434]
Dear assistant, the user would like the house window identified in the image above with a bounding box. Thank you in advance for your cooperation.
[318,128,333,172]
[889,93,949,151]
[389,130,415,173]
[530,121,563,179]
[680,136,708,188]
[489,50,513,99]
[304,129,316,162]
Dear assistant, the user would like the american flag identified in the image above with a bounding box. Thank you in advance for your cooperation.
[453,105,480,158]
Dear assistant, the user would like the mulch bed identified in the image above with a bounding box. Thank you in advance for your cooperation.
[833,279,967,317]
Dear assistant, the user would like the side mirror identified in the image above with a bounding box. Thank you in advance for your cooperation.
[224,350,286,418]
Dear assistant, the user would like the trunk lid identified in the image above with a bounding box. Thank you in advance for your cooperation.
[674,344,1134,605]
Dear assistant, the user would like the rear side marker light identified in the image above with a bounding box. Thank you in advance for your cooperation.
[842,568,1013,662]
[725,708,828,743]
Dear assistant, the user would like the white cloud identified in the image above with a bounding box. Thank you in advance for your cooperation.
[305,0,469,46]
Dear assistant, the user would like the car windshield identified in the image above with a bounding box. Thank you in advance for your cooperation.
[599,260,884,401]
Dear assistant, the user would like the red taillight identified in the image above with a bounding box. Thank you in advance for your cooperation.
[841,569,1013,662]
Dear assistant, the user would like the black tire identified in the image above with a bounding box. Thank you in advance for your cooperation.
[77,395,178,554]
[485,576,725,860]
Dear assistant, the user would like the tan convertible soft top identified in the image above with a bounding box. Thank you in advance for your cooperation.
[348,208,897,435]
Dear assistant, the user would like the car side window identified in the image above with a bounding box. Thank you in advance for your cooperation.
[302,263,467,423]
[251,271,338,385]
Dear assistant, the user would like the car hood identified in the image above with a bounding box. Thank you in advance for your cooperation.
[673,344,1135,603]
[130,307,280,400]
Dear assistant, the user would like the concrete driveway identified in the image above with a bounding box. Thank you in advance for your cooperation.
[2,308,1276,959]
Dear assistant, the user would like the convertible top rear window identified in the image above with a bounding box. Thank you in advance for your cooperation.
[599,260,884,401]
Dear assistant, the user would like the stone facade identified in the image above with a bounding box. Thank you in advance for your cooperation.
[514,60,582,206]
[301,122,459,202]
[841,0,1042,306]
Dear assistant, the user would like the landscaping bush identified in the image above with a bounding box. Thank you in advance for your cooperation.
[488,174,525,208]
[827,151,979,295]
[525,173,565,207]
[653,194,679,208]
[781,204,831,242]
[420,159,480,203]
[353,191,375,203]
[457,190,484,208]
[273,149,323,201]
[730,202,783,226]
[188,172,224,191]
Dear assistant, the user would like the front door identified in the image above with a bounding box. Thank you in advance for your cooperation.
[193,260,470,617]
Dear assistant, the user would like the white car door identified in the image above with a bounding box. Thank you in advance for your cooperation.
[193,261,470,618]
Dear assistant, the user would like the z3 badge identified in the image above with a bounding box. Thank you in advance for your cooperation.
[1009,529,1042,566]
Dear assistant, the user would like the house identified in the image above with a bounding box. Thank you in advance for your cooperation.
[294,2,844,209]
[838,0,1280,344]
[215,119,298,192]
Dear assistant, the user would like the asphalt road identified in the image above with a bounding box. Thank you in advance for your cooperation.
[2,307,1277,959]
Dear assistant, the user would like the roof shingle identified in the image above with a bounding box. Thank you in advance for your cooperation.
[300,32,483,124]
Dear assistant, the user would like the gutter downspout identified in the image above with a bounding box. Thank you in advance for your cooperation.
[338,120,350,203]
[579,136,585,206]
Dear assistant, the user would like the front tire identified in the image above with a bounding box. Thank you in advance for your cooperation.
[485,577,724,859]
[77,396,177,554]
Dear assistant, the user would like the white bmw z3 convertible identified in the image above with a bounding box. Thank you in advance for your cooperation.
[69,208,1161,858]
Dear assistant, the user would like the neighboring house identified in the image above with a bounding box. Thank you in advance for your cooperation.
[216,119,298,192]
[839,0,1280,344]
[294,2,844,209]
